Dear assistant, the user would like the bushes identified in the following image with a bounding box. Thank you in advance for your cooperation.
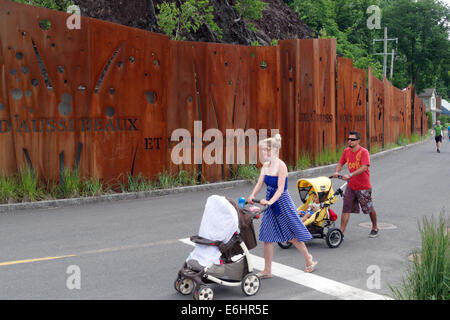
[390,212,449,300]
[156,0,222,40]
[12,0,74,11]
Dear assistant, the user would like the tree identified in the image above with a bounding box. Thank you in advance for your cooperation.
[287,0,384,78]
[382,0,450,93]
[156,0,222,41]
[12,0,74,10]
[234,0,268,31]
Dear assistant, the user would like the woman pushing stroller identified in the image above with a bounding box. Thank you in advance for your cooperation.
[247,134,318,277]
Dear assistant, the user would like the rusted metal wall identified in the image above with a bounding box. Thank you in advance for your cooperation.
[0,21,17,175]
[412,91,423,135]
[279,38,336,164]
[421,99,427,134]
[368,68,384,150]
[336,57,367,148]
[0,0,429,185]
[404,85,412,140]
[383,78,411,145]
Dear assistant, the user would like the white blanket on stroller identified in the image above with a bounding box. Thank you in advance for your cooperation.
[188,195,239,267]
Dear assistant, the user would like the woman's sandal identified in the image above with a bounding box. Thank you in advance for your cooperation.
[256,272,273,279]
[305,256,318,273]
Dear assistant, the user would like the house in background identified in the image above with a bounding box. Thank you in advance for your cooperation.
[419,88,442,124]
[441,99,450,115]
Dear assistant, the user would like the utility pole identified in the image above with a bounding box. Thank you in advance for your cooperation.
[384,27,388,76]
[390,48,395,79]
[373,27,398,79]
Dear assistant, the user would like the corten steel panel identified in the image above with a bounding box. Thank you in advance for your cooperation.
[383,77,393,145]
[167,42,281,183]
[0,31,17,175]
[201,42,249,182]
[219,44,253,177]
[165,40,201,179]
[88,19,168,185]
[297,39,318,157]
[404,85,412,138]
[336,57,353,148]
[279,39,299,165]
[421,100,426,134]
[336,57,367,148]
[0,0,91,180]
[396,85,412,140]
[249,45,281,159]
[412,92,422,134]
[352,68,367,148]
[393,85,406,142]
[368,68,384,149]
[384,78,404,145]
[317,39,336,154]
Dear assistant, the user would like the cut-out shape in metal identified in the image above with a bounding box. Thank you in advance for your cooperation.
[11,88,23,100]
[145,91,157,104]
[105,106,115,117]
[58,93,72,116]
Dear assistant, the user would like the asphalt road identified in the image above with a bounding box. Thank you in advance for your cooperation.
[0,138,448,300]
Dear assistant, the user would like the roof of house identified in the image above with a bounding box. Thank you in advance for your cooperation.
[442,100,450,115]
[418,88,436,98]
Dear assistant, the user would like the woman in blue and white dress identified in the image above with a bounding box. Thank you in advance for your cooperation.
[247,134,317,278]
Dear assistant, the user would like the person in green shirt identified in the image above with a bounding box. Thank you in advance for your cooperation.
[433,120,443,153]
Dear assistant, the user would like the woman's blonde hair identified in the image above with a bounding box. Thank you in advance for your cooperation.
[259,133,282,150]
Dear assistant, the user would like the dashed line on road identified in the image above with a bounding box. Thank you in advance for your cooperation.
[0,254,76,267]
[0,239,180,268]
[179,237,392,300]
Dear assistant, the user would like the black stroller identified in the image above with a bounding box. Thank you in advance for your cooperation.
[174,196,263,300]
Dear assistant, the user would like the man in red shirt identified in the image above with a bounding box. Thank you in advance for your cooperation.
[333,131,378,238]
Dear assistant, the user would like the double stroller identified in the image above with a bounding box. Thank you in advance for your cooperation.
[174,195,262,300]
[278,176,347,249]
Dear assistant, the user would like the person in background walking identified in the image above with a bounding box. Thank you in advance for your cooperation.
[447,123,450,143]
[333,131,379,238]
[433,120,443,153]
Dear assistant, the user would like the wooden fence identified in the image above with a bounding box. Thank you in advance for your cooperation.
[0,0,429,184]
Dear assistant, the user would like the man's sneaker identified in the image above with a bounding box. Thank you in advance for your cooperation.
[437,149,441,153]
[369,229,378,238]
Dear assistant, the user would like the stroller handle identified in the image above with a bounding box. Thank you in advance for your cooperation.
[329,175,344,180]
[243,199,266,219]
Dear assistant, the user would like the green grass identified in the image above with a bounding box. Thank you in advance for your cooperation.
[369,144,382,154]
[81,177,104,197]
[0,173,18,204]
[390,212,449,300]
[410,132,420,143]
[18,167,41,202]
[61,168,81,198]
[121,169,198,192]
[232,165,260,183]
[124,172,154,193]
[397,134,410,146]
[296,152,312,170]
[384,142,400,150]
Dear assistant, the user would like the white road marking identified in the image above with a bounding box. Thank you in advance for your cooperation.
[179,237,392,300]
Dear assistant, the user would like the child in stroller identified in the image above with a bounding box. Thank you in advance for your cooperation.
[299,194,321,223]
[174,195,263,300]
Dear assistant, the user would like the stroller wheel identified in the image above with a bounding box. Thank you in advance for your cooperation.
[277,241,293,249]
[175,277,195,295]
[193,284,214,300]
[241,273,260,296]
[326,228,343,248]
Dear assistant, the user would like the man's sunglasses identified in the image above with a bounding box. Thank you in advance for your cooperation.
[348,138,359,141]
